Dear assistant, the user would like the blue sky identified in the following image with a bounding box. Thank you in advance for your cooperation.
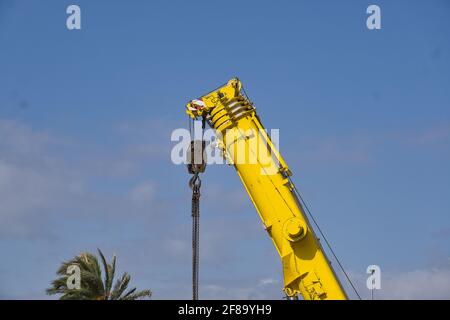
[0,0,449,299]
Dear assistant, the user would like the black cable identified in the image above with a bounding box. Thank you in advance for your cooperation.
[189,117,206,301]
[190,174,201,300]
[189,117,192,136]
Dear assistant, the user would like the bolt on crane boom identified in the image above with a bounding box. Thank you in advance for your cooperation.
[186,78,348,300]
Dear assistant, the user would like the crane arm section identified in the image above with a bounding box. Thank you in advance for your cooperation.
[186,78,347,300]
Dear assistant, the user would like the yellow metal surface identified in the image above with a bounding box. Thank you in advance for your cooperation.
[186,78,348,300]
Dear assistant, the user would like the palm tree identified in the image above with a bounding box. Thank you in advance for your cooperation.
[46,249,152,300]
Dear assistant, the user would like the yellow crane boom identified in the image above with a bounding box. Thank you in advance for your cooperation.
[186,78,348,300]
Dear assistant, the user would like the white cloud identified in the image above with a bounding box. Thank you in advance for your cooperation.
[379,268,450,299]
[345,265,450,300]
[200,266,450,300]
[0,161,64,216]
[409,124,450,145]
[0,118,165,238]
[0,120,81,236]
[130,182,156,203]
[115,119,176,162]
[165,239,189,259]
[201,277,282,300]
[0,119,57,163]
[257,278,279,287]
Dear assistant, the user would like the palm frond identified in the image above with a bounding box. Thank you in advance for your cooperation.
[47,249,151,300]
[110,272,131,300]
[122,290,152,300]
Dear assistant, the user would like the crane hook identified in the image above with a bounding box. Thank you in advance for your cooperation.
[189,172,202,190]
